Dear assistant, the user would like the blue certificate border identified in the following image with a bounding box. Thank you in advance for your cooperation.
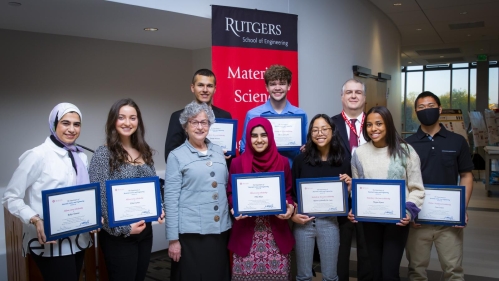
[261,114,306,151]
[106,176,162,228]
[352,179,406,223]
[296,177,348,217]
[416,184,466,226]
[42,182,102,241]
[232,172,286,216]
[210,118,238,156]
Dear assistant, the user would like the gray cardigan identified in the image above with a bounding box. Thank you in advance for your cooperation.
[165,139,232,242]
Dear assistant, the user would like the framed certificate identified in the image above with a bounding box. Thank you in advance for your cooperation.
[41,182,101,241]
[296,177,348,217]
[106,176,162,227]
[352,179,406,223]
[261,114,306,151]
[416,185,466,226]
[207,118,238,156]
[232,172,287,216]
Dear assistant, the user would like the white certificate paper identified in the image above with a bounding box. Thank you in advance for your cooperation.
[267,117,302,147]
[418,189,461,222]
[301,182,345,213]
[356,184,401,218]
[236,176,282,212]
[207,122,234,151]
[49,189,97,235]
[111,182,158,221]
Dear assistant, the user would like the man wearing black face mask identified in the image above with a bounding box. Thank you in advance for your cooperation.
[405,91,474,281]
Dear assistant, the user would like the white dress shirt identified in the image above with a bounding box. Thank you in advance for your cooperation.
[2,137,92,257]
[345,112,367,148]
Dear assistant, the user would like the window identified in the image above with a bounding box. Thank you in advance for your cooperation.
[452,69,470,124]
[424,70,450,108]
[489,68,498,109]
[404,71,423,132]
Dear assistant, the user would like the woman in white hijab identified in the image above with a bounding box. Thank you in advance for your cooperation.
[2,102,92,281]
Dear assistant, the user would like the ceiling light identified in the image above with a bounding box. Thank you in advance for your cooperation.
[480,48,484,51]
[8,2,21,6]
[393,3,402,6]
[440,56,444,58]
[144,27,158,31]
[460,12,467,15]
[416,28,422,31]
[408,62,412,64]
[467,34,471,37]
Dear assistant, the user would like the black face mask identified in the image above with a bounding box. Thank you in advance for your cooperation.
[416,107,440,126]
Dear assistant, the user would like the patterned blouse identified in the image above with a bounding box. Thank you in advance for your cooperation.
[89,146,156,237]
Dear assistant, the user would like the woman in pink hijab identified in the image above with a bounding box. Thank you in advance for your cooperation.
[227,117,295,281]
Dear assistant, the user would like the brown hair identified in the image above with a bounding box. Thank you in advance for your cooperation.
[264,64,292,85]
[105,98,154,172]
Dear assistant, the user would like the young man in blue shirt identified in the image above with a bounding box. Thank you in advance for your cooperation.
[240,64,307,163]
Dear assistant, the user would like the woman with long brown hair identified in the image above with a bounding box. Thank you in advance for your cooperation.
[89,98,164,281]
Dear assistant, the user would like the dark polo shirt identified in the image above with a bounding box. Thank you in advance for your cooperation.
[406,124,474,185]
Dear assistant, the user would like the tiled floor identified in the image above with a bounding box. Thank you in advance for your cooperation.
[146,171,499,281]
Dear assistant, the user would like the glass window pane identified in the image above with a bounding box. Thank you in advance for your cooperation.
[452,63,469,68]
[401,72,406,131]
[405,71,423,132]
[489,68,498,109]
[452,69,469,124]
[470,69,477,112]
[424,70,450,108]
[407,65,423,70]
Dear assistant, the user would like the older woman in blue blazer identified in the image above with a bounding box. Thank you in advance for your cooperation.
[165,101,232,281]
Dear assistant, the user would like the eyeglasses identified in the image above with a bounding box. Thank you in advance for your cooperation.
[416,103,438,110]
[311,127,332,136]
[189,120,209,127]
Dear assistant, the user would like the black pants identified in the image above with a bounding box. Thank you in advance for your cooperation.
[30,249,85,281]
[176,231,230,281]
[363,222,410,281]
[99,222,153,281]
[337,216,372,281]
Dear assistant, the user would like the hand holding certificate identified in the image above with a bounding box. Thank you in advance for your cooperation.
[416,185,465,226]
[261,114,306,151]
[351,179,406,223]
[207,118,238,156]
[232,172,287,216]
[42,183,101,241]
[106,176,162,227]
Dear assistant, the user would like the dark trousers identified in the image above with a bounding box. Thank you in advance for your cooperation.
[363,222,410,281]
[30,249,85,281]
[177,230,230,281]
[99,223,153,281]
[337,216,372,281]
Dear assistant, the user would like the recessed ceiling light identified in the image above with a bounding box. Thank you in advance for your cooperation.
[480,48,484,51]
[393,3,402,6]
[8,2,21,6]
[440,56,445,58]
[460,12,467,15]
[416,28,422,31]
[467,34,471,37]
[144,27,158,31]
[408,62,412,64]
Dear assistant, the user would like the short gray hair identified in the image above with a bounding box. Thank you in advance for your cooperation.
[179,101,216,129]
[341,79,366,95]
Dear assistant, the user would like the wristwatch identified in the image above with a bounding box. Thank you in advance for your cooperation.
[30,214,42,225]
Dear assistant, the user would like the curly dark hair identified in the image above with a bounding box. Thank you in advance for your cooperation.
[303,114,344,166]
[264,64,292,85]
[105,98,154,173]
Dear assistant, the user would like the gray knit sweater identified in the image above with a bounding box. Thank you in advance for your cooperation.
[352,141,425,220]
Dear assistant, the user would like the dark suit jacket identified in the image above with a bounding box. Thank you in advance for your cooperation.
[164,105,232,162]
[331,113,353,159]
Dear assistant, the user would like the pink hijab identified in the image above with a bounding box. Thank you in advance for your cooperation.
[241,117,286,173]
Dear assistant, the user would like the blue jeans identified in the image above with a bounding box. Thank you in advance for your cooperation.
[293,216,340,281]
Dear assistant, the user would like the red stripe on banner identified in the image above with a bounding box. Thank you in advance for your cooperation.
[212,46,299,153]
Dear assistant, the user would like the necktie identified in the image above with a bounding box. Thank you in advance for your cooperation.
[349,119,358,151]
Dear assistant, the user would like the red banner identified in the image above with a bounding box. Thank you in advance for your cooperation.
[212,5,298,152]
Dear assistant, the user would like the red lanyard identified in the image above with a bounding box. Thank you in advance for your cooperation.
[341,111,364,139]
